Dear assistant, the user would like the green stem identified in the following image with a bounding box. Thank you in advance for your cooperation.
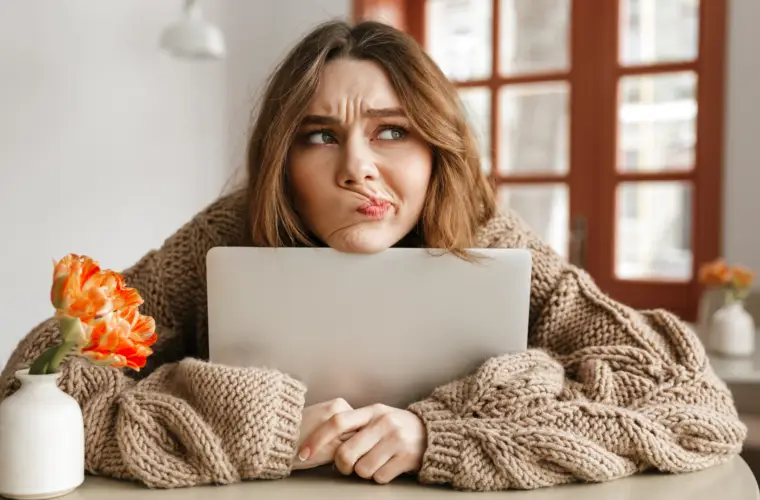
[28,344,60,375]
[46,341,77,374]
[28,341,77,375]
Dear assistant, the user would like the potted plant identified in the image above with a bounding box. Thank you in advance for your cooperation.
[699,258,756,357]
[0,254,156,499]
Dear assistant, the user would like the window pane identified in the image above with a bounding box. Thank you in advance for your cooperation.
[620,0,699,65]
[618,72,697,172]
[499,0,571,76]
[498,82,569,175]
[616,181,692,281]
[459,88,492,173]
[498,184,569,259]
[427,0,492,81]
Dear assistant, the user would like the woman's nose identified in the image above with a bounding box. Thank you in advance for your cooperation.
[337,142,379,187]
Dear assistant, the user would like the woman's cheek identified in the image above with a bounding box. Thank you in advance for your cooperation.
[289,149,333,201]
[386,149,433,199]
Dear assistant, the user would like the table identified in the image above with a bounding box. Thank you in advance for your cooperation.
[687,322,760,383]
[63,457,758,500]
[706,333,760,384]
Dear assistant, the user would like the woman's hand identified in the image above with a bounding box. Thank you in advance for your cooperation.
[293,398,354,470]
[298,404,427,484]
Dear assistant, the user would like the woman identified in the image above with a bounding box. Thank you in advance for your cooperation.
[0,20,745,491]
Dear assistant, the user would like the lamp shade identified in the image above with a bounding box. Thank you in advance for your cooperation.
[160,0,226,60]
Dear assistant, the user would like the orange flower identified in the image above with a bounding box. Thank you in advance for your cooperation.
[80,308,157,371]
[51,255,143,324]
[732,266,755,290]
[51,254,101,311]
[47,253,157,372]
[699,259,732,286]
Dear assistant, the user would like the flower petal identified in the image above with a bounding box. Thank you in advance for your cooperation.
[66,287,113,323]
[125,356,147,370]
[113,288,143,311]
[131,316,156,343]
[79,257,101,286]
[733,266,755,289]
[80,350,127,369]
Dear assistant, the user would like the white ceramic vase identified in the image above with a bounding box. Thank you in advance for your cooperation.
[710,301,756,357]
[0,369,84,499]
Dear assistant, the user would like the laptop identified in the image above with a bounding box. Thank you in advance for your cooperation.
[206,247,532,409]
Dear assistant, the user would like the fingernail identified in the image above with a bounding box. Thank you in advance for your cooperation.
[298,447,311,461]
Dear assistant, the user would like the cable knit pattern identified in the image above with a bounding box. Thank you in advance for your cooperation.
[0,189,746,490]
[408,210,746,491]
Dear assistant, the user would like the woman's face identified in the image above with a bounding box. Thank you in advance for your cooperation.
[287,58,433,254]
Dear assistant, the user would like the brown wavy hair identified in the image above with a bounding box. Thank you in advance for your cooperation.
[246,20,496,256]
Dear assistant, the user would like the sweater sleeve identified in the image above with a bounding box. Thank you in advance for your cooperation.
[0,209,306,488]
[407,214,747,491]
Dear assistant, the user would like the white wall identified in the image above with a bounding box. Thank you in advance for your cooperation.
[0,0,230,364]
[723,0,760,283]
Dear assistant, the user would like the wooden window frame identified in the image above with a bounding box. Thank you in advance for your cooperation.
[353,0,727,321]
[593,0,727,321]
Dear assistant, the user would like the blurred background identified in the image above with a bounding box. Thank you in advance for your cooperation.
[0,0,758,467]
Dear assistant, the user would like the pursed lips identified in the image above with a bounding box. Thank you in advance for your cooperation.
[357,198,394,218]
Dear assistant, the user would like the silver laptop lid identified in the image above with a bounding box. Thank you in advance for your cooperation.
[206,247,531,408]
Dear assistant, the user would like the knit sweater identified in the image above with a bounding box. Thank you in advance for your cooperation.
[0,191,746,491]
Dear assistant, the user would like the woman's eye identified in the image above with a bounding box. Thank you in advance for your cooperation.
[306,131,337,145]
[376,127,407,141]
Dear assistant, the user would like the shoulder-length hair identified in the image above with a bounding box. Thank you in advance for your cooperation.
[246,20,496,257]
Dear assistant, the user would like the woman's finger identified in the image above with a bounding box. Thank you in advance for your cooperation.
[339,431,356,441]
[371,454,410,484]
[299,406,376,459]
[352,438,397,480]
[334,424,383,475]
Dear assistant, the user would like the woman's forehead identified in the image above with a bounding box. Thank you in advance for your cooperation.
[307,59,402,115]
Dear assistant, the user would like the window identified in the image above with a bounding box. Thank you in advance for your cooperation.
[353,0,726,320]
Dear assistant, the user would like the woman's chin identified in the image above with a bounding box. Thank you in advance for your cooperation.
[325,227,401,255]
[329,239,393,255]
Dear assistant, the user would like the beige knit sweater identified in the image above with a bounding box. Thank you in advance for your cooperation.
[0,191,746,491]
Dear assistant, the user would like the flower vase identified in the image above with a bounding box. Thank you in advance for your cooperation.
[0,370,84,499]
[710,301,756,357]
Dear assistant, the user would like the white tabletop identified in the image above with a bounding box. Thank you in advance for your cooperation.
[693,324,760,383]
[708,349,760,383]
[65,457,758,500]
[705,327,760,383]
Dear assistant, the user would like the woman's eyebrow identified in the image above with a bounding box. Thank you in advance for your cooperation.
[300,107,406,125]
[364,107,406,118]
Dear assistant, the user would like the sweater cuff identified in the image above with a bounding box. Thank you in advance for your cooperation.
[259,375,307,479]
[418,420,468,485]
[408,401,466,486]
